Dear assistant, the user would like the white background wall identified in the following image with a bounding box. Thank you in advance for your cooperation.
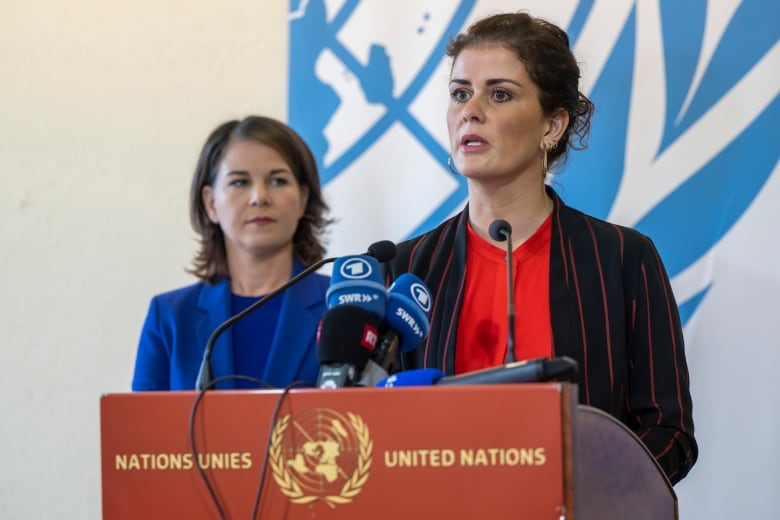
[1,1,778,519]
[0,2,288,517]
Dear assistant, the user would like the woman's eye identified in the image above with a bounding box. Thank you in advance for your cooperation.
[228,178,248,187]
[270,177,290,187]
[493,89,511,102]
[450,89,470,102]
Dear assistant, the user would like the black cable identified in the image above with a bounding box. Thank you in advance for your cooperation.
[250,380,314,520]
[188,375,272,520]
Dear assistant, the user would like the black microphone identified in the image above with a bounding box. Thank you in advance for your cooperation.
[436,356,577,385]
[316,305,379,388]
[375,357,578,387]
[194,240,396,390]
[489,219,516,364]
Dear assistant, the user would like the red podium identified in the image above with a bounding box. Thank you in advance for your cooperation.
[100,384,676,519]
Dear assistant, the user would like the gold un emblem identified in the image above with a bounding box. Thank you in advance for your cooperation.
[270,408,372,507]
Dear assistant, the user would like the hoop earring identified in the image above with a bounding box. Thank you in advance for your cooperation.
[447,155,461,176]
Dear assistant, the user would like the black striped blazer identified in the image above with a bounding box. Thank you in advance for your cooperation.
[387,186,697,484]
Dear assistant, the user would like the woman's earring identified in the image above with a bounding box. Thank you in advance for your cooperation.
[447,155,461,176]
[542,141,557,176]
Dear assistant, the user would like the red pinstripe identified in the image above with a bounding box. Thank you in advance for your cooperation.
[648,238,686,430]
[567,239,590,405]
[554,202,570,286]
[641,263,663,426]
[409,219,456,368]
[584,217,615,393]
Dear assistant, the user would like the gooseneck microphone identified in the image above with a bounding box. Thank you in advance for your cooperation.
[489,219,516,364]
[194,240,397,390]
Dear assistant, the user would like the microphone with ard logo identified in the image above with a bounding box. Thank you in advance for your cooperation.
[357,273,433,386]
[316,255,387,388]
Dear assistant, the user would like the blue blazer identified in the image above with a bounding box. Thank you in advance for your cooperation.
[132,267,329,390]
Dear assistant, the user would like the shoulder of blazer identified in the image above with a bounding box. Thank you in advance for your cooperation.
[284,270,329,311]
[391,208,468,279]
[147,280,221,314]
[551,188,652,258]
[550,187,662,300]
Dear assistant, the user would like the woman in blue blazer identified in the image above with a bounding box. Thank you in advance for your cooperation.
[132,116,332,390]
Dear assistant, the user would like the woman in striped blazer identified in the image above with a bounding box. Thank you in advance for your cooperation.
[387,12,697,484]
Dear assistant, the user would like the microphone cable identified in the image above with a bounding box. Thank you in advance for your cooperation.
[187,375,272,520]
[250,380,314,520]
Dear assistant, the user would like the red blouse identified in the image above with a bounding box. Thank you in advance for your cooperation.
[455,215,553,374]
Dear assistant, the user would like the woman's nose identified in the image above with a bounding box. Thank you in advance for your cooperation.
[461,96,484,122]
[249,185,270,206]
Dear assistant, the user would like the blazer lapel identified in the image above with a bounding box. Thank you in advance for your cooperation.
[547,187,580,362]
[262,267,324,387]
[196,279,236,389]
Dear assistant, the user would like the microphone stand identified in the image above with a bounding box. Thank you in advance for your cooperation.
[489,219,516,364]
[503,229,516,364]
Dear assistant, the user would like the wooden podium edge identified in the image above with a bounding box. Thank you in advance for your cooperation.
[574,405,678,520]
[561,383,577,518]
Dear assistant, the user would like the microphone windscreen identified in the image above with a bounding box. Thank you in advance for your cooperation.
[367,240,397,262]
[385,273,432,353]
[489,219,511,242]
[376,368,445,387]
[327,255,386,317]
[317,305,379,369]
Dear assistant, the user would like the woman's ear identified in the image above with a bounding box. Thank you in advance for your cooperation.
[202,185,219,224]
[298,185,310,219]
[544,108,569,147]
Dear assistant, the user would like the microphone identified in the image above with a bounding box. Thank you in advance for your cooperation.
[326,255,388,318]
[436,356,577,385]
[194,240,396,390]
[357,274,432,386]
[317,254,388,388]
[376,368,445,387]
[315,305,380,388]
[375,357,577,387]
[489,219,516,364]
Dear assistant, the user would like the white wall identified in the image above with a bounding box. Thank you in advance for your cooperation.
[0,2,287,517]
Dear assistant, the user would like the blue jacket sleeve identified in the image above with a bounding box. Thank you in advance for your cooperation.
[132,296,171,390]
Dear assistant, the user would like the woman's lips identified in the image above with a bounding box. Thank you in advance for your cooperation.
[460,134,489,151]
[247,216,274,225]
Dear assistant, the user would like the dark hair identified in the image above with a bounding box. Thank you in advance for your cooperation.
[188,116,331,284]
[447,12,594,168]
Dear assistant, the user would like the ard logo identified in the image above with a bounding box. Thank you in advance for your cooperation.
[270,408,372,507]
